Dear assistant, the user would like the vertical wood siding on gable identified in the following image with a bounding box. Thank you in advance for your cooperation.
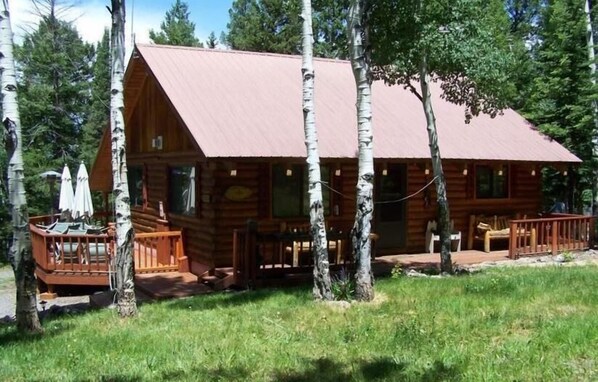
[127,77,195,154]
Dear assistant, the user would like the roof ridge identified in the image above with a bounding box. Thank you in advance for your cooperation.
[134,43,348,64]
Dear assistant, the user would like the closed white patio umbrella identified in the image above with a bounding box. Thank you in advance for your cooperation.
[73,163,94,221]
[58,164,74,219]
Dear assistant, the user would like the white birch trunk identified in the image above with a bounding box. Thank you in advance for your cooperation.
[348,0,374,301]
[0,0,42,333]
[110,0,137,316]
[585,0,598,209]
[300,0,332,300]
[419,55,452,273]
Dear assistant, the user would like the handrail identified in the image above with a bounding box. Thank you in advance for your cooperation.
[30,223,113,274]
[30,219,186,276]
[509,214,594,258]
[133,230,185,273]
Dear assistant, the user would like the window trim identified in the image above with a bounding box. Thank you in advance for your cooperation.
[271,163,331,219]
[167,164,198,217]
[128,164,147,210]
[474,164,510,200]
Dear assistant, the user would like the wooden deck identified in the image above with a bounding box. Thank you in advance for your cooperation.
[135,272,212,299]
[373,250,510,275]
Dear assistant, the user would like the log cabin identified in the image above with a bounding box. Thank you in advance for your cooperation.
[90,44,581,278]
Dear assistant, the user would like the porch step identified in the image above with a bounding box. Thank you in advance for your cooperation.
[200,268,234,291]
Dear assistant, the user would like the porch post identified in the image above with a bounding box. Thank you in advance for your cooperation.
[551,221,558,256]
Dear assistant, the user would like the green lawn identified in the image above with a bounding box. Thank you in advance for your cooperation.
[1,266,597,381]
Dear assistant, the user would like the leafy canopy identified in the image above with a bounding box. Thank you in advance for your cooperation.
[369,0,516,121]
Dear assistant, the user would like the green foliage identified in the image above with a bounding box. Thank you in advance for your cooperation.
[562,251,574,262]
[226,0,302,55]
[80,29,110,169]
[0,266,597,380]
[390,263,403,278]
[15,9,94,217]
[206,31,218,49]
[369,0,516,122]
[331,268,355,300]
[523,0,596,212]
[226,0,349,58]
[149,0,203,47]
[504,0,544,110]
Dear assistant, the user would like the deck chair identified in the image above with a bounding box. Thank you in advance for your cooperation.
[85,242,111,266]
[55,242,82,264]
[425,220,461,253]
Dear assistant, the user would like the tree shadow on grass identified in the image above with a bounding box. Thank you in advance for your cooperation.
[273,357,462,382]
[28,357,459,382]
[0,320,72,347]
[163,285,309,312]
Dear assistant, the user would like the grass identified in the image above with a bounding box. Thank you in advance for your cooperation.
[1,266,597,381]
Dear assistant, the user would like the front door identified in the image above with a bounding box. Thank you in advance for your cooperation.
[375,164,407,249]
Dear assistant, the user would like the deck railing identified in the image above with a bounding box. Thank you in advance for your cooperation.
[31,219,187,286]
[30,224,113,274]
[509,214,594,258]
[232,226,352,288]
[134,231,186,273]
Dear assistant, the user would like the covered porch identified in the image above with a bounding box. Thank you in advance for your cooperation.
[230,213,594,288]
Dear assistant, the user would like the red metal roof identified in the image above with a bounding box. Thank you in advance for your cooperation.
[134,44,580,163]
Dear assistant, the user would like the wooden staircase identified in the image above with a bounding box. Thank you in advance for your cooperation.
[199,267,235,291]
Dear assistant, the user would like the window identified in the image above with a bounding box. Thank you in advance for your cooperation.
[272,164,330,218]
[128,166,144,207]
[169,166,196,215]
[476,165,508,199]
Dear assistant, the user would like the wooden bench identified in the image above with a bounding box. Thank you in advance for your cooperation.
[468,214,534,253]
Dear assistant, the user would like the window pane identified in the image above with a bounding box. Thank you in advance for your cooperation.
[273,164,331,218]
[476,166,508,199]
[273,164,302,217]
[493,170,508,198]
[169,166,195,215]
[128,166,144,207]
[476,166,492,198]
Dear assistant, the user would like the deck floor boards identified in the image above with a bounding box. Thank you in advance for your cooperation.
[135,272,212,299]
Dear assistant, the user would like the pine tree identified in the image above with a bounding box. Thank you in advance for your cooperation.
[149,0,203,47]
[15,0,93,217]
[505,0,544,110]
[226,0,349,58]
[524,0,596,212]
[206,31,218,48]
[81,29,110,168]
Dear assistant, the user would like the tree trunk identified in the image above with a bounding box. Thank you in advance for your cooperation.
[348,0,374,301]
[300,0,332,301]
[110,0,137,317]
[0,1,42,333]
[585,0,598,210]
[419,55,452,274]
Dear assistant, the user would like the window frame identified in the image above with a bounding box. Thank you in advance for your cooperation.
[167,164,198,217]
[271,163,331,219]
[127,165,146,210]
[474,164,510,200]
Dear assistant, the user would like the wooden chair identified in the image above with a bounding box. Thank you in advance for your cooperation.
[425,220,461,253]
